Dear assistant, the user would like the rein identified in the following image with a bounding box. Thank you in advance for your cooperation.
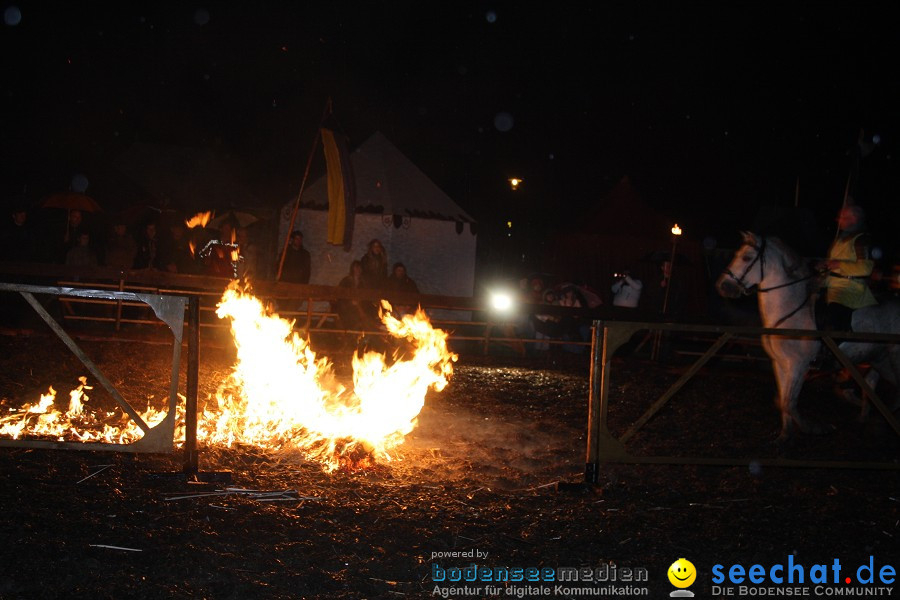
[722,237,819,327]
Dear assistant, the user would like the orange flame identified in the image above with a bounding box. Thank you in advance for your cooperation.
[185,211,213,228]
[1,285,456,471]
[204,284,456,470]
[0,378,171,444]
[229,228,239,262]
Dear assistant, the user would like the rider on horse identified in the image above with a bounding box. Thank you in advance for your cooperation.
[821,204,878,332]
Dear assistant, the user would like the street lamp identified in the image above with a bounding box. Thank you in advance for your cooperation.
[508,177,523,191]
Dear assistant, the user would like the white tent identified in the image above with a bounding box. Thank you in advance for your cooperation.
[279,132,477,298]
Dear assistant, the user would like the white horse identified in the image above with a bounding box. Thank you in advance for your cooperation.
[716,232,900,442]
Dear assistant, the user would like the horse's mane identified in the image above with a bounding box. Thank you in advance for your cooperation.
[765,236,818,293]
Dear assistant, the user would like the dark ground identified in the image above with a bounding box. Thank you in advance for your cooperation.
[0,325,898,600]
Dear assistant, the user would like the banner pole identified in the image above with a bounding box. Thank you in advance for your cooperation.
[277,98,332,281]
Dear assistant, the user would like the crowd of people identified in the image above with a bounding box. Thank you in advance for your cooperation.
[0,205,264,278]
[330,237,420,332]
[511,259,687,357]
[5,198,891,351]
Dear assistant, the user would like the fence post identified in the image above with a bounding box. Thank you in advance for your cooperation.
[584,321,606,484]
[115,278,125,331]
[183,295,200,474]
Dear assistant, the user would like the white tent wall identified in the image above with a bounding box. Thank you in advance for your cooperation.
[276,131,477,324]
[278,208,475,297]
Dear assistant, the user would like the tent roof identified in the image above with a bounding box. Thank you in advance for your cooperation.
[299,131,474,222]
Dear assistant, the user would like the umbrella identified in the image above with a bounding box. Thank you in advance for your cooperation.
[41,192,102,213]
[209,210,259,229]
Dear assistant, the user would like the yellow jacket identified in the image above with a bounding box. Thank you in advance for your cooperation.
[826,233,877,308]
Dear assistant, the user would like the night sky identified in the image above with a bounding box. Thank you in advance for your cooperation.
[2,2,898,266]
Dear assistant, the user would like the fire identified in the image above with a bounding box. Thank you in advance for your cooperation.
[0,377,170,444]
[185,211,213,229]
[205,284,456,470]
[1,285,456,472]
[229,228,239,263]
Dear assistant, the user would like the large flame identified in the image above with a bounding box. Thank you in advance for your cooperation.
[205,284,456,470]
[0,285,456,471]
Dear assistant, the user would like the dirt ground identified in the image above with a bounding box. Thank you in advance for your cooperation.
[0,328,898,600]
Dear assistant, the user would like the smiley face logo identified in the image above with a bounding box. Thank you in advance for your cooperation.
[668,558,696,588]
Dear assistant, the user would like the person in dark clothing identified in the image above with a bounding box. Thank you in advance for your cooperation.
[60,209,91,263]
[335,260,378,331]
[133,222,162,270]
[386,262,419,317]
[163,222,196,274]
[386,262,419,294]
[0,205,38,262]
[65,232,98,267]
[280,230,311,284]
[360,238,388,289]
[104,220,137,270]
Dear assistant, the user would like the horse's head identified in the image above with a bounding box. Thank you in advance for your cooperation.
[716,231,765,298]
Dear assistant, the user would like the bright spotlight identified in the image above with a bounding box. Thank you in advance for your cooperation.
[490,291,514,313]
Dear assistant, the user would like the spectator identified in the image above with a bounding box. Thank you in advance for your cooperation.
[163,222,196,274]
[386,262,419,317]
[61,209,90,262]
[611,271,643,308]
[335,260,378,331]
[280,230,311,284]
[386,262,419,293]
[360,238,388,289]
[65,232,98,267]
[558,284,590,354]
[531,289,561,354]
[104,220,137,270]
[133,222,162,270]
[527,277,545,304]
[0,204,37,262]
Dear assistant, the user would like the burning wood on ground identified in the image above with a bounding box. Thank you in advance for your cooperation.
[0,282,457,472]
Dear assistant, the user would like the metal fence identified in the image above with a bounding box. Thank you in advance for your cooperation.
[583,320,900,480]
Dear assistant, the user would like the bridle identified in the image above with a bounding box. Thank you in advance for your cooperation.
[721,236,819,327]
[722,238,767,296]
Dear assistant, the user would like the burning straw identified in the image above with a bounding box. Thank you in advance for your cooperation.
[202,284,457,471]
[0,283,457,473]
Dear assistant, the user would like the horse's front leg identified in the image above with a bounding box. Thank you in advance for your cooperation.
[771,359,798,444]
[772,344,829,444]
